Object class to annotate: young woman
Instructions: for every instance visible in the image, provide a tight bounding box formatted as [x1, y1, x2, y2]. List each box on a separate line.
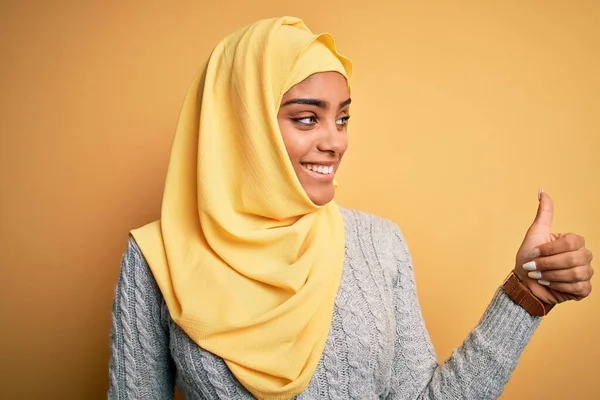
[109, 16, 593, 399]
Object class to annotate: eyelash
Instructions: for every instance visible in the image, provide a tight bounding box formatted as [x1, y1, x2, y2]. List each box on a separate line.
[292, 115, 351, 127]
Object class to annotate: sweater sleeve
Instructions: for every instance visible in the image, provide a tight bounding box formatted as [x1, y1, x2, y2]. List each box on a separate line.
[387, 224, 541, 399]
[108, 238, 176, 399]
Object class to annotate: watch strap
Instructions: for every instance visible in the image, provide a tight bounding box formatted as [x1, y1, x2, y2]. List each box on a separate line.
[502, 272, 554, 317]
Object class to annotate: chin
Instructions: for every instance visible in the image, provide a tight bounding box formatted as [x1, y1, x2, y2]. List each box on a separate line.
[307, 187, 335, 206]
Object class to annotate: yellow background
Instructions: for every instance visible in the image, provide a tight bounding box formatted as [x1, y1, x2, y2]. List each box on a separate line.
[1, 1, 598, 398]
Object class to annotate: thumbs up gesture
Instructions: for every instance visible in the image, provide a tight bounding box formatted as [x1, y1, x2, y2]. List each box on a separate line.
[513, 190, 594, 304]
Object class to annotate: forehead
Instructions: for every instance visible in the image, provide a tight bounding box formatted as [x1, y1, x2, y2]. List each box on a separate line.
[282, 72, 349, 100]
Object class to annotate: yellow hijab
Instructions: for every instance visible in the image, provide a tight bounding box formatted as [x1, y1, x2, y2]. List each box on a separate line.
[131, 16, 352, 399]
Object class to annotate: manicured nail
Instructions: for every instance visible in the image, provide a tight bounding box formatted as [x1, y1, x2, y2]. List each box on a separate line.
[522, 261, 537, 271]
[524, 248, 541, 259]
[538, 280, 550, 286]
[528, 271, 542, 279]
[538, 187, 544, 201]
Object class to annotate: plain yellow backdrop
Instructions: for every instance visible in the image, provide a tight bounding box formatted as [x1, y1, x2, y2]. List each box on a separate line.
[1, 1, 598, 398]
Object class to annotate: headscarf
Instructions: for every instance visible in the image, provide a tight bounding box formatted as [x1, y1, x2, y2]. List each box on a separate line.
[130, 16, 352, 399]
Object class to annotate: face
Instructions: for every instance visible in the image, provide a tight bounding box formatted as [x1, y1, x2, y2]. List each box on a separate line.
[277, 71, 351, 206]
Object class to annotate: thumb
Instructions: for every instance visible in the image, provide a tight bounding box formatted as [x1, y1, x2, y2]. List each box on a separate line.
[528, 188, 554, 234]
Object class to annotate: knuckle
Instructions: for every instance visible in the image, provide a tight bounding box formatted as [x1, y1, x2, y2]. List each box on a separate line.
[565, 234, 580, 250]
[582, 284, 592, 298]
[575, 281, 588, 295]
[572, 268, 586, 281]
[568, 252, 579, 266]
[577, 250, 589, 266]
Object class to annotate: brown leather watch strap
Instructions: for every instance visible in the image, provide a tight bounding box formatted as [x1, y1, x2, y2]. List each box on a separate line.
[502, 272, 555, 317]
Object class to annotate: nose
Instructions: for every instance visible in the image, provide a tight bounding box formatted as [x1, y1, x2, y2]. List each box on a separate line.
[316, 122, 347, 155]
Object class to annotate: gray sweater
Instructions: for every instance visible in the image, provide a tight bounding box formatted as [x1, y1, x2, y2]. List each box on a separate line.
[109, 208, 540, 399]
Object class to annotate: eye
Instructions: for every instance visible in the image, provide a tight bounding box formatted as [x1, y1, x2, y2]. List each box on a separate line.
[292, 116, 317, 126]
[336, 115, 350, 127]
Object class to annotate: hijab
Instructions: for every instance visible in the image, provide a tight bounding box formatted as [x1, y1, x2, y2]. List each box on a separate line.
[131, 16, 352, 399]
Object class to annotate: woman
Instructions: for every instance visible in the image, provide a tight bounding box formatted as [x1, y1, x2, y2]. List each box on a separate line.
[109, 16, 593, 399]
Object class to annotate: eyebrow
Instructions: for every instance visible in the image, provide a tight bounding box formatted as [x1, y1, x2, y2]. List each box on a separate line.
[281, 97, 352, 110]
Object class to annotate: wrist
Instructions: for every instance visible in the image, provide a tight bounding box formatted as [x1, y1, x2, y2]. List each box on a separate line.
[512, 265, 530, 283]
[502, 271, 554, 317]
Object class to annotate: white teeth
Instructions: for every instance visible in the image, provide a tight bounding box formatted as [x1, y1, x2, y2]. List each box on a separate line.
[302, 163, 334, 175]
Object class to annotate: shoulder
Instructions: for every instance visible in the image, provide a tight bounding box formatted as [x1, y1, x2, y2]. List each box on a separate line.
[339, 206, 411, 259]
[121, 236, 149, 271]
[338, 206, 413, 284]
[339, 206, 404, 241]
[117, 236, 159, 292]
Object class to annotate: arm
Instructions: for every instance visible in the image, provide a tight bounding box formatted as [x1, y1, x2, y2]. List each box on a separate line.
[108, 238, 176, 399]
[388, 224, 540, 399]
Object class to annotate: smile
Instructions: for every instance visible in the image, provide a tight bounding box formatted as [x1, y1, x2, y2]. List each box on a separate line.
[300, 163, 336, 182]
[301, 163, 334, 175]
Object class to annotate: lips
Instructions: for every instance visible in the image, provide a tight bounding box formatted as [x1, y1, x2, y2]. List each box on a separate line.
[301, 163, 334, 175]
[300, 162, 336, 182]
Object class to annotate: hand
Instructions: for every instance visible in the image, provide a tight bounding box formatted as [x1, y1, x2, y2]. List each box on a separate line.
[513, 189, 594, 304]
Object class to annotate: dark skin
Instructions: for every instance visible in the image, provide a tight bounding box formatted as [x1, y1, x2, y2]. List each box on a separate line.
[277, 72, 350, 206]
[513, 191, 593, 304]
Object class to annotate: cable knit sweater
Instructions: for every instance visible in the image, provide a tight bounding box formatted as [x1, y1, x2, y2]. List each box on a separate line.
[109, 208, 540, 399]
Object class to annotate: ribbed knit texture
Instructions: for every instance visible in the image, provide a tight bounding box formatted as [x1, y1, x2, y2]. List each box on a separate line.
[109, 208, 540, 399]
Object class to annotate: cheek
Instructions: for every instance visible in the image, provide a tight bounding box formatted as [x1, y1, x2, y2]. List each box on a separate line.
[280, 126, 310, 163]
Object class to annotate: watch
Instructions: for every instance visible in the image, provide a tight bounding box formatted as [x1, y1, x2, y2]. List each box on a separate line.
[502, 272, 554, 317]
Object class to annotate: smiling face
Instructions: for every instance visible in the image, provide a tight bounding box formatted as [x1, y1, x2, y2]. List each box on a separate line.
[277, 72, 351, 206]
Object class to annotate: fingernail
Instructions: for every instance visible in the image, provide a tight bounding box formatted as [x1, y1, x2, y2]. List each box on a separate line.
[524, 248, 541, 259]
[522, 261, 537, 271]
[538, 187, 544, 201]
[528, 271, 542, 279]
[538, 280, 550, 286]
